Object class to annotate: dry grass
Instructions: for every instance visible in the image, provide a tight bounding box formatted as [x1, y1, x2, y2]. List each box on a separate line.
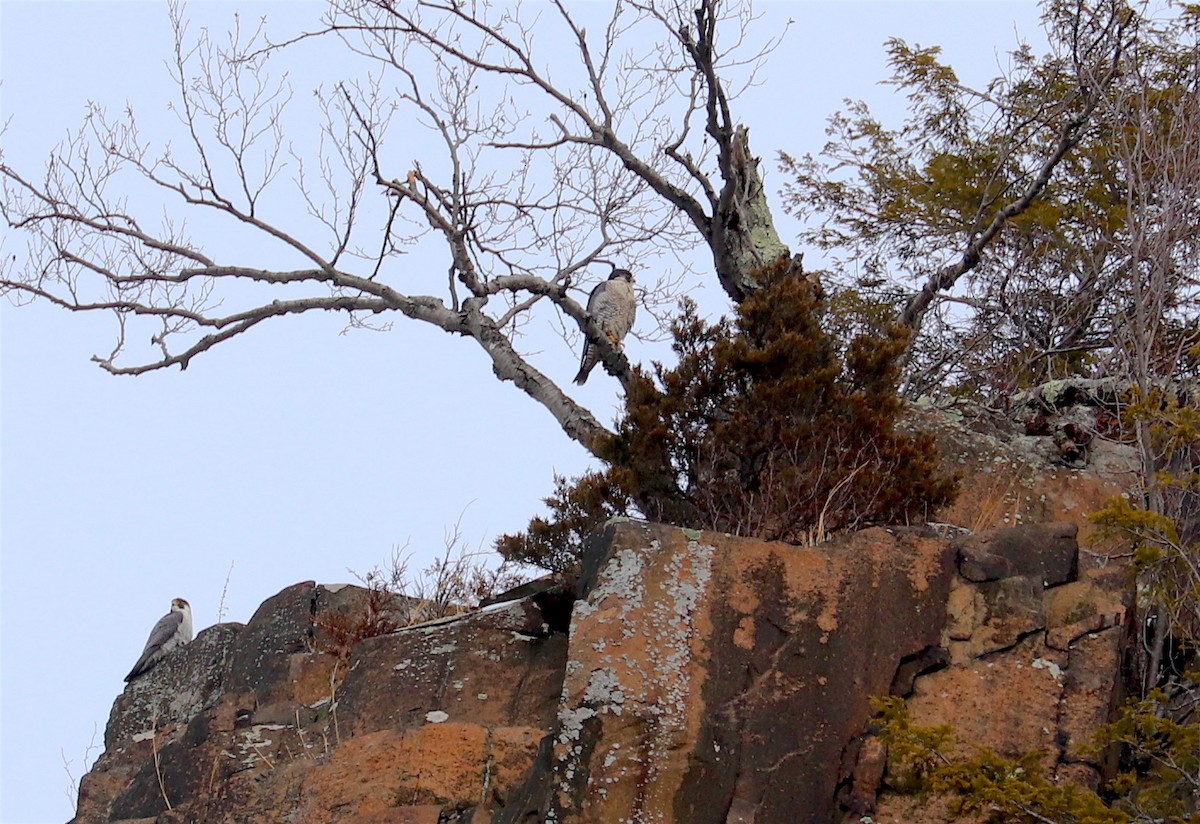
[363, 512, 530, 626]
[151, 716, 173, 812]
[969, 472, 1021, 533]
[216, 560, 234, 624]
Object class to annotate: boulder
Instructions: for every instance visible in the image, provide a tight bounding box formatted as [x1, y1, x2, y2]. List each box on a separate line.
[103, 622, 243, 752]
[549, 521, 956, 824]
[955, 521, 1079, 586]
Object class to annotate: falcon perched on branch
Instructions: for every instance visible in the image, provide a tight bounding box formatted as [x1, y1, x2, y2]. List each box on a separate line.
[125, 598, 193, 682]
[574, 268, 636, 385]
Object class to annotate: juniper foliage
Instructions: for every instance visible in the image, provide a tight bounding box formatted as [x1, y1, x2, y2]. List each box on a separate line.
[498, 261, 956, 571]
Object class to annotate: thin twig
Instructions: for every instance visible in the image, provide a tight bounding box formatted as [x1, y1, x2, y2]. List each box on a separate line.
[151, 720, 173, 812]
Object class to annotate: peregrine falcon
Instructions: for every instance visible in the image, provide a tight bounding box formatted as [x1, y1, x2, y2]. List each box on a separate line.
[125, 598, 193, 682]
[574, 268, 636, 385]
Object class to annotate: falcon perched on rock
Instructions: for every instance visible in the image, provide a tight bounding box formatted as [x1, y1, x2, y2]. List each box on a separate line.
[574, 268, 636, 385]
[125, 598, 193, 682]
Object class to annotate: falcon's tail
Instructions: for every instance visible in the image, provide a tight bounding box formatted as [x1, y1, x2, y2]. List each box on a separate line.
[124, 651, 157, 683]
[574, 345, 596, 385]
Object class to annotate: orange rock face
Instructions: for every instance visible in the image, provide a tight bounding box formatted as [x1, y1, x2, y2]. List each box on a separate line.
[296, 723, 542, 822]
[551, 522, 957, 824]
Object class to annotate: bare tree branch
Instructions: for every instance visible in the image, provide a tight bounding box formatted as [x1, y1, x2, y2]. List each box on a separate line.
[4, 0, 795, 457]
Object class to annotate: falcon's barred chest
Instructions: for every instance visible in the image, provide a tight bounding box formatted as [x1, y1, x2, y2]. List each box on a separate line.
[575, 269, 637, 385]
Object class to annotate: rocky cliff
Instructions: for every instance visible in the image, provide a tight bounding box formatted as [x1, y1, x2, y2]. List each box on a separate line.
[71, 404, 1138, 823]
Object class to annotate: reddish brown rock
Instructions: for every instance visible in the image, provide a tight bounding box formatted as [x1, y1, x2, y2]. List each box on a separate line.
[908, 635, 1067, 764]
[873, 792, 988, 824]
[295, 722, 541, 822]
[1054, 761, 1104, 792]
[344, 809, 442, 824]
[71, 508, 1135, 823]
[1045, 570, 1130, 651]
[949, 575, 1046, 661]
[1059, 627, 1129, 766]
[869, 529, 1134, 821]
[955, 521, 1078, 585]
[71, 582, 569, 824]
[838, 735, 888, 817]
[549, 521, 957, 824]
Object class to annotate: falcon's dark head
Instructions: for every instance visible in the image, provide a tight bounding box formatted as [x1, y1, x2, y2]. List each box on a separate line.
[610, 268, 633, 283]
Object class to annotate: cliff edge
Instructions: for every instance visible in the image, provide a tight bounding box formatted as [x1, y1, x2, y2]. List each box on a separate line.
[72, 403, 1138, 823]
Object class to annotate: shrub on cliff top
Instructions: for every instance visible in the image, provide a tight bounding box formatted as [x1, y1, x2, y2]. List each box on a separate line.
[498, 260, 957, 571]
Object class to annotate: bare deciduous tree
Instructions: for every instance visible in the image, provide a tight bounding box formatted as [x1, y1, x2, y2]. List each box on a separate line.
[1, 0, 795, 455]
[1101, 10, 1200, 692]
[1107, 14, 1200, 391]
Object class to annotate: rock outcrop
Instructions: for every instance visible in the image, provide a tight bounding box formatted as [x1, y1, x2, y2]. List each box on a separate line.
[74, 582, 570, 824]
[72, 519, 1131, 824]
[547, 522, 955, 824]
[871, 525, 1131, 823]
[71, 400, 1141, 823]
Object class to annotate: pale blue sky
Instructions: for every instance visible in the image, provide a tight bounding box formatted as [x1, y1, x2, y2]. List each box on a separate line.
[1, 2, 1041, 821]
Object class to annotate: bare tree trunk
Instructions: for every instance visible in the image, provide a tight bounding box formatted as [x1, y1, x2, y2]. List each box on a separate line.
[711, 126, 791, 302]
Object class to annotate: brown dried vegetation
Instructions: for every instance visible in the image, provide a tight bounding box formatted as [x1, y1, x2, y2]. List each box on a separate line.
[313, 584, 401, 661]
